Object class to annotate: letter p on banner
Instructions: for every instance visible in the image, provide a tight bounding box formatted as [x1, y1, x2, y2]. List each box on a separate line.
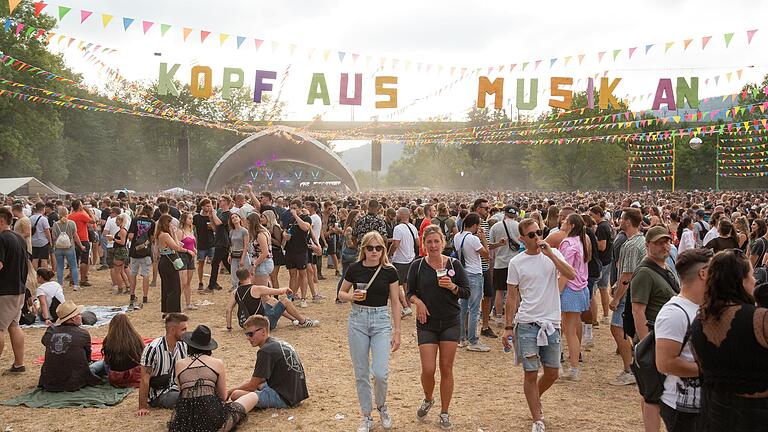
[221, 67, 244, 99]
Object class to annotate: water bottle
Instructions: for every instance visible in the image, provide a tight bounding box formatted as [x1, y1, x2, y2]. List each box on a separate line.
[503, 335, 514, 354]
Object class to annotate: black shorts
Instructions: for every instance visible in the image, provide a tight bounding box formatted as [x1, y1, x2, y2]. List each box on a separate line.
[417, 322, 461, 345]
[307, 249, 319, 265]
[483, 269, 494, 297]
[286, 251, 308, 270]
[393, 262, 411, 286]
[493, 267, 509, 291]
[76, 241, 91, 264]
[32, 245, 51, 260]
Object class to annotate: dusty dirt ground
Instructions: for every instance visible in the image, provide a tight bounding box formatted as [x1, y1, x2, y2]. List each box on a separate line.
[0, 264, 644, 431]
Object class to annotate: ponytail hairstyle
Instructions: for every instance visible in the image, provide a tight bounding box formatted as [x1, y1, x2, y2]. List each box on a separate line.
[718, 218, 739, 245]
[565, 213, 591, 263]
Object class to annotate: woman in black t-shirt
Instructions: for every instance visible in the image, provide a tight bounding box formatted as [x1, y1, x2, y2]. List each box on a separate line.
[406, 225, 470, 429]
[338, 231, 400, 432]
[704, 218, 740, 253]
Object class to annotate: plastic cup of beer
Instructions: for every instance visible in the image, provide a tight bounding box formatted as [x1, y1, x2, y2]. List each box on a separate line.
[436, 269, 448, 278]
[354, 283, 368, 301]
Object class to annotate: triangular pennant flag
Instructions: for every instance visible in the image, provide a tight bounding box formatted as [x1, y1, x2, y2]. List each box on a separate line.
[628, 47, 637, 58]
[122, 17, 134, 30]
[509, 63, 516, 71]
[254, 38, 263, 50]
[724, 32, 734, 47]
[612, 49, 621, 60]
[645, 44, 654, 54]
[323, 49, 331, 61]
[683, 38, 693, 50]
[664, 41, 674, 52]
[598, 51, 606, 62]
[747, 29, 758, 44]
[183, 27, 192, 41]
[58, 6, 71, 20]
[9, 0, 22, 14]
[338, 51, 346, 62]
[219, 33, 229, 45]
[80, 10, 92, 23]
[577, 54, 584, 65]
[200, 30, 211, 43]
[737, 69, 743, 80]
[142, 21, 154, 34]
[352, 53, 359, 64]
[522, 62, 529, 71]
[33, 1, 47, 17]
[236, 36, 245, 49]
[99, 14, 113, 28]
[702, 36, 711, 49]
[14, 23, 24, 36]
[564, 56, 572, 66]
[550, 58, 557, 68]
[160, 23, 171, 36]
[726, 72, 732, 82]
[714, 75, 720, 85]
[534, 59, 542, 69]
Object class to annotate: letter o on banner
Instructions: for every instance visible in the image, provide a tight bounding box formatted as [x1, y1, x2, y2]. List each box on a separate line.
[190, 66, 213, 99]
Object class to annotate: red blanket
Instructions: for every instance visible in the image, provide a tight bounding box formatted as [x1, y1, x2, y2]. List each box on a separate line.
[35, 337, 155, 365]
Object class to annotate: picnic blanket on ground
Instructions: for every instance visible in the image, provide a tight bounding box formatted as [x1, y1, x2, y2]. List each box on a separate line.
[21, 305, 129, 329]
[1, 383, 133, 408]
[34, 337, 155, 365]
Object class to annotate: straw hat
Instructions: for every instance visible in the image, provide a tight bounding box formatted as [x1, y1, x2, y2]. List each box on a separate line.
[55, 300, 84, 325]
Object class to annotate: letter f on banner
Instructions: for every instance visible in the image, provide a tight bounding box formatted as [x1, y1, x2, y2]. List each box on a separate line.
[477, 76, 504, 109]
[158, 63, 180, 96]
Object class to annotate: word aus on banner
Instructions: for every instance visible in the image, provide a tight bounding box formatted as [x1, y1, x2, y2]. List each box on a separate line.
[156, 63, 398, 108]
[476, 76, 699, 111]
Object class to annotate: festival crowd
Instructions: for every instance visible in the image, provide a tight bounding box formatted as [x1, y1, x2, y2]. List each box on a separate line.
[1, 187, 767, 432]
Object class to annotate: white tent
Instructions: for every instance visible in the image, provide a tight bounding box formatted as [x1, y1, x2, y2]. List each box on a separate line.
[0, 177, 60, 196]
[163, 187, 194, 195]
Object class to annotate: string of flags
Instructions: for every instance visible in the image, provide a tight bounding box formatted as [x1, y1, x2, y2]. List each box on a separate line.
[8, 0, 760, 76]
[1, 16, 117, 54]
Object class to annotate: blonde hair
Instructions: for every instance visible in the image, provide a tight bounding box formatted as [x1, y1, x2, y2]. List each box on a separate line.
[421, 224, 445, 249]
[357, 231, 393, 267]
[262, 210, 278, 232]
[116, 213, 128, 228]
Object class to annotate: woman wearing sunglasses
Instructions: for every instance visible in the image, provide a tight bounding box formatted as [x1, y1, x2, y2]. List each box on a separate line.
[407, 225, 470, 430]
[338, 231, 401, 432]
[690, 248, 768, 430]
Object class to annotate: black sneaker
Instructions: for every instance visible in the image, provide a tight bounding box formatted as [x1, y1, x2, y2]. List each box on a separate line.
[480, 327, 498, 338]
[197, 283, 205, 291]
[416, 399, 434, 420]
[4, 364, 26, 374]
[214, 284, 223, 291]
[80, 280, 92, 287]
[143, 297, 148, 304]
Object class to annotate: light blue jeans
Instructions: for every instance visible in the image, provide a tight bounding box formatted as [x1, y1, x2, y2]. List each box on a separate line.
[54, 248, 79, 286]
[348, 304, 392, 415]
[459, 272, 484, 344]
[230, 254, 251, 289]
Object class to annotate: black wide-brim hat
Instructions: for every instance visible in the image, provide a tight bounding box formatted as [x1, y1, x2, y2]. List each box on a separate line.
[182, 325, 219, 351]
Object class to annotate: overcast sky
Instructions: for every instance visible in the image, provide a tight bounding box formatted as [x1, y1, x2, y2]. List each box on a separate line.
[45, 0, 768, 132]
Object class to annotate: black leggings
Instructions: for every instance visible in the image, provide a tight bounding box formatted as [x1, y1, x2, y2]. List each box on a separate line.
[208, 246, 230, 289]
[159, 256, 181, 313]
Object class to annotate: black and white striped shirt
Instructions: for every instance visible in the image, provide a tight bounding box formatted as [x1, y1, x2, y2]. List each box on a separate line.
[140, 336, 187, 402]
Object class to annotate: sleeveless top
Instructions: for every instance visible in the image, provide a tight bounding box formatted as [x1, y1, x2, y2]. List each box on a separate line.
[180, 234, 196, 251]
[114, 229, 127, 248]
[250, 231, 272, 260]
[691, 303, 768, 395]
[236, 284, 264, 316]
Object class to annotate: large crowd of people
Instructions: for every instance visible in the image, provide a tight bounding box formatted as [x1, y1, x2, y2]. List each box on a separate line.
[1, 187, 768, 431]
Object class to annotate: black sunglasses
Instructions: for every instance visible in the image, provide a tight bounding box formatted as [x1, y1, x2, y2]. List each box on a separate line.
[365, 245, 385, 252]
[525, 230, 543, 239]
[244, 328, 264, 338]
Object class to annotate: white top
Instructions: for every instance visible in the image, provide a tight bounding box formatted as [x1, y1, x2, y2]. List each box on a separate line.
[453, 231, 483, 274]
[237, 203, 255, 219]
[507, 249, 565, 326]
[103, 216, 119, 248]
[489, 218, 520, 269]
[35, 281, 65, 310]
[702, 227, 719, 247]
[391, 223, 418, 264]
[310, 213, 322, 244]
[678, 229, 696, 253]
[655, 295, 701, 411]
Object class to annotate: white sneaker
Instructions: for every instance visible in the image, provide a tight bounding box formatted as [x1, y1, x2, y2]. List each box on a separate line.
[296, 319, 320, 328]
[532, 420, 546, 432]
[299, 299, 308, 308]
[72, 285, 80, 291]
[583, 338, 595, 350]
[401, 307, 413, 317]
[560, 367, 581, 382]
[377, 405, 393, 430]
[458, 340, 468, 348]
[357, 416, 374, 432]
[467, 342, 491, 352]
[609, 371, 636, 386]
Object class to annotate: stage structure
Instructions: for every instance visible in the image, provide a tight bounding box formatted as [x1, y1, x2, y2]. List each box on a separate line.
[205, 126, 360, 192]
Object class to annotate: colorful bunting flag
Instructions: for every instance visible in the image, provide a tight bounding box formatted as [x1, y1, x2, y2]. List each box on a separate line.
[550, 58, 557, 68]
[200, 30, 211, 43]
[9, 0, 21, 14]
[160, 23, 171, 36]
[577, 54, 584, 65]
[683, 38, 692, 50]
[33, 1, 47, 17]
[182, 27, 192, 41]
[664, 41, 674, 52]
[747, 29, 758, 44]
[612, 49, 621, 60]
[219, 33, 229, 45]
[628, 47, 637, 58]
[338, 51, 346, 62]
[57, 5, 71, 20]
[254, 38, 263, 50]
[236, 35, 245, 49]
[701, 36, 711, 49]
[142, 21, 154, 34]
[597, 51, 605, 62]
[122, 17, 134, 31]
[534, 59, 542, 69]
[724, 32, 734, 47]
[645, 44, 654, 54]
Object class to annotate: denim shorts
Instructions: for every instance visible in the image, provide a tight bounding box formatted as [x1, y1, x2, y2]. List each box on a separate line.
[597, 263, 611, 288]
[255, 383, 290, 409]
[197, 247, 215, 261]
[514, 322, 561, 372]
[253, 258, 275, 275]
[130, 256, 152, 277]
[263, 301, 286, 330]
[611, 296, 626, 327]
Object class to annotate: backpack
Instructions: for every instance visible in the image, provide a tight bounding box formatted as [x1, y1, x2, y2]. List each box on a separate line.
[631, 303, 690, 403]
[53, 223, 72, 249]
[131, 220, 152, 258]
[235, 285, 263, 328]
[623, 260, 679, 339]
[435, 217, 454, 254]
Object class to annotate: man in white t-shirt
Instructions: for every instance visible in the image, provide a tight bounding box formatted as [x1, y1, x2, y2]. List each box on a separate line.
[453, 212, 490, 352]
[488, 206, 521, 324]
[655, 248, 711, 432]
[502, 218, 576, 432]
[305, 202, 325, 292]
[388, 207, 418, 317]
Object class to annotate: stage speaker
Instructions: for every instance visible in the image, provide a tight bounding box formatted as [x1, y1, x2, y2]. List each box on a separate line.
[371, 140, 382, 172]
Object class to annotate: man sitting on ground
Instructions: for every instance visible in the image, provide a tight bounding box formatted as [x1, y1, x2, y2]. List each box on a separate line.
[38, 300, 102, 391]
[225, 269, 319, 331]
[137, 313, 188, 415]
[228, 314, 309, 409]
